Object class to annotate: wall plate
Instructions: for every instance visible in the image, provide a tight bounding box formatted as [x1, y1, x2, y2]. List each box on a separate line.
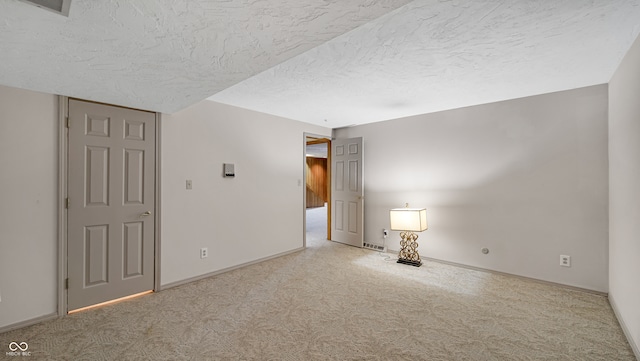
[223, 163, 235, 178]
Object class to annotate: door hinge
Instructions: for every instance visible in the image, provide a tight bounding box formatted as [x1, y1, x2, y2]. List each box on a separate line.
[66, 116, 70, 128]
[65, 278, 69, 289]
[65, 198, 70, 209]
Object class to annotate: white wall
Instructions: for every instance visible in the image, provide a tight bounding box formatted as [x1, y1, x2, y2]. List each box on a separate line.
[335, 85, 609, 292]
[609, 34, 640, 357]
[161, 100, 330, 286]
[0, 85, 58, 328]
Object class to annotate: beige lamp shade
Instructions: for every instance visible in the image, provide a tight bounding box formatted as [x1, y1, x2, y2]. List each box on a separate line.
[389, 208, 427, 232]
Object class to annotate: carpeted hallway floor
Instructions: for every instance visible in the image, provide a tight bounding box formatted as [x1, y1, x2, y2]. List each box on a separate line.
[0, 206, 634, 360]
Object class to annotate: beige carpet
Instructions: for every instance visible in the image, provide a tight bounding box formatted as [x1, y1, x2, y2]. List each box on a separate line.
[1, 228, 634, 360]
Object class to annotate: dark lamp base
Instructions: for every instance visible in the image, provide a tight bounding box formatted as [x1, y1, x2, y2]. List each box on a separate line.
[397, 258, 422, 267]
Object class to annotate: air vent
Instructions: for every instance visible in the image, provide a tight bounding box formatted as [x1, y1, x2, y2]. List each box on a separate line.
[18, 0, 71, 16]
[363, 243, 385, 252]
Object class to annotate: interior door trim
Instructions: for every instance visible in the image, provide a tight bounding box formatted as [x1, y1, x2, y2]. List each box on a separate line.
[57, 97, 162, 316]
[154, 113, 162, 292]
[303, 133, 332, 248]
[57, 96, 67, 317]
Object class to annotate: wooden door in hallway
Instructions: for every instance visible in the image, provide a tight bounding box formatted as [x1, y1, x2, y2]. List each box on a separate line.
[67, 99, 156, 311]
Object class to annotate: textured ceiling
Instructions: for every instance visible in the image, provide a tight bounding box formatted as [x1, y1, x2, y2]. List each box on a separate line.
[210, 0, 640, 127]
[1, 1, 639, 127]
[0, 0, 411, 113]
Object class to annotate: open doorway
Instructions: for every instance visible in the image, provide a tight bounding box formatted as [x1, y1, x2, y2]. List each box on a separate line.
[304, 136, 331, 246]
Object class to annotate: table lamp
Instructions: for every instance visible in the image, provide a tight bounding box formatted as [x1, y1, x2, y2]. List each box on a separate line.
[390, 204, 427, 267]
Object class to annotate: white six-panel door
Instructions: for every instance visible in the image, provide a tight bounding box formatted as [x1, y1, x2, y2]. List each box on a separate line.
[331, 137, 364, 248]
[67, 99, 155, 311]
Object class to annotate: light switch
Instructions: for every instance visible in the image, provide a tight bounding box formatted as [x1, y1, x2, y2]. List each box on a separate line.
[223, 163, 235, 178]
[186, 180, 193, 190]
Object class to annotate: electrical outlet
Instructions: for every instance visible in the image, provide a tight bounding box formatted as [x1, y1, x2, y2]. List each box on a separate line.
[200, 248, 208, 259]
[186, 180, 193, 190]
[560, 255, 571, 267]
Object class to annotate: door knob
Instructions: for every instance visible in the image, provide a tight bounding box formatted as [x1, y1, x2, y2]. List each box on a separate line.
[140, 211, 152, 217]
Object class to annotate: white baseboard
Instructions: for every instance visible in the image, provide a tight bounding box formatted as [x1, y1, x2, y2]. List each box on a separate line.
[386, 247, 607, 296]
[161, 247, 305, 290]
[393, 251, 608, 296]
[0, 313, 58, 334]
[609, 294, 640, 360]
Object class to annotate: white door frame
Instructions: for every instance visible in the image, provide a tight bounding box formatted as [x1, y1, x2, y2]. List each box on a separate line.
[302, 133, 331, 248]
[57, 96, 162, 316]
